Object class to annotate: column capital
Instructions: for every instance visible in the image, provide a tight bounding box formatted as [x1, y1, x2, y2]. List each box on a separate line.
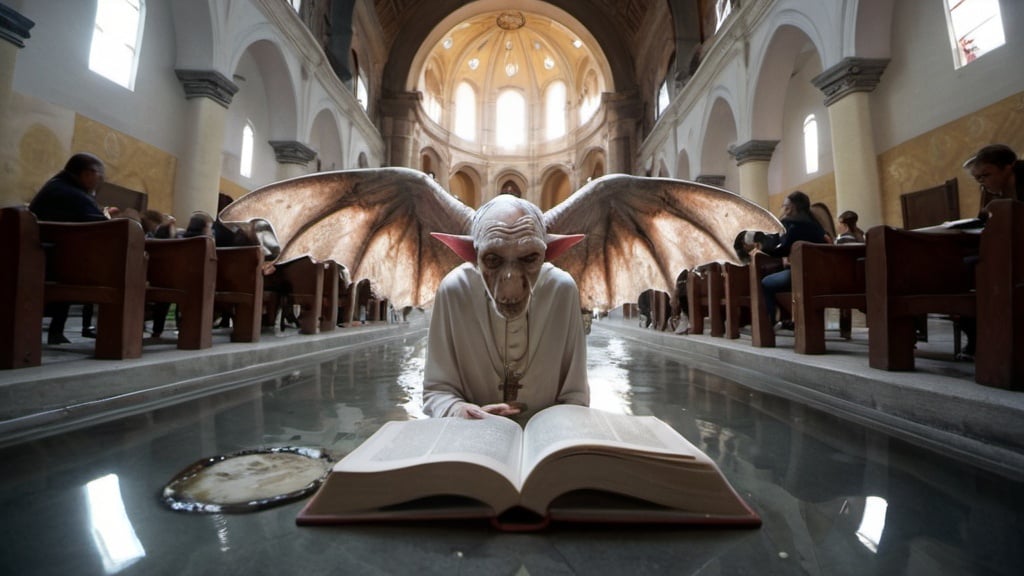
[379, 91, 422, 118]
[695, 174, 726, 188]
[175, 69, 239, 108]
[269, 140, 317, 166]
[729, 140, 779, 165]
[0, 4, 34, 49]
[812, 57, 890, 106]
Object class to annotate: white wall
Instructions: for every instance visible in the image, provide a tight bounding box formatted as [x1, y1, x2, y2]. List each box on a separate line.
[873, 0, 1024, 150]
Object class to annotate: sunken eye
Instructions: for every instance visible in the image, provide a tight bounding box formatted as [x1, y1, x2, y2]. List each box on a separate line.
[520, 253, 541, 265]
[482, 254, 503, 269]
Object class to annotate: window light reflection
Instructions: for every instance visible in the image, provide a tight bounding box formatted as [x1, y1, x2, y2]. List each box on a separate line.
[855, 495, 888, 553]
[85, 474, 146, 573]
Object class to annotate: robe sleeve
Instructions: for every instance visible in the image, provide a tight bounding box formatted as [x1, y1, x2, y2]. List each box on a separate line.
[550, 268, 590, 408]
[421, 269, 473, 417]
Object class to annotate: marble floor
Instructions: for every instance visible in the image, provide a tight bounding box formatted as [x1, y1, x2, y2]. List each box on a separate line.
[0, 318, 1021, 575]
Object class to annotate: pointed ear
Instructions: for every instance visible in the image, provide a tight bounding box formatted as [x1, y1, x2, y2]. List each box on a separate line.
[545, 234, 585, 261]
[431, 232, 477, 263]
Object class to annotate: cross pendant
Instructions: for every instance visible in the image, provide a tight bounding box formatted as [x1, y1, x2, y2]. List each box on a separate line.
[499, 370, 523, 402]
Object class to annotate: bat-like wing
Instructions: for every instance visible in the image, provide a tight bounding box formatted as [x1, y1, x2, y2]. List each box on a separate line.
[544, 175, 783, 310]
[219, 167, 474, 307]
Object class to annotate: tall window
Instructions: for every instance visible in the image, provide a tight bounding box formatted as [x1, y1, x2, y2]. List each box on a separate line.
[715, 0, 732, 32]
[289, 0, 301, 12]
[496, 90, 526, 149]
[945, 0, 1005, 68]
[545, 81, 566, 140]
[579, 70, 600, 125]
[803, 114, 819, 174]
[656, 79, 670, 119]
[89, 0, 145, 90]
[454, 82, 476, 141]
[240, 122, 255, 178]
[356, 74, 368, 111]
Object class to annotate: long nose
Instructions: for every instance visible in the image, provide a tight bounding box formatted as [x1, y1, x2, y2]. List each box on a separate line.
[494, 267, 525, 303]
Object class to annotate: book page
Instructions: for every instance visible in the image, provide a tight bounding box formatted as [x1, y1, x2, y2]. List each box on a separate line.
[333, 417, 524, 485]
[520, 405, 696, 477]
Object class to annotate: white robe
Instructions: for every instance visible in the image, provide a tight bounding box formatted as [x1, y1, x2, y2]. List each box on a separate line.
[422, 262, 590, 418]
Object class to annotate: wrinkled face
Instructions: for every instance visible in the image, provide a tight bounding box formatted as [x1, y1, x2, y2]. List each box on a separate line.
[475, 205, 546, 319]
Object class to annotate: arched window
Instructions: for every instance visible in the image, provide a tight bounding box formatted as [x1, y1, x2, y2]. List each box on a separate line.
[496, 90, 525, 149]
[578, 69, 600, 125]
[241, 121, 255, 178]
[803, 114, 819, 175]
[89, 0, 145, 90]
[356, 74, 368, 111]
[454, 82, 476, 141]
[289, 0, 301, 12]
[545, 81, 566, 140]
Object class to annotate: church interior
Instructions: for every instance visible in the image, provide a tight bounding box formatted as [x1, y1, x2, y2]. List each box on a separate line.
[1, 1, 1023, 574]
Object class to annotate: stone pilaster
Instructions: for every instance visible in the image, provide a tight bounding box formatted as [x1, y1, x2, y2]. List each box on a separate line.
[379, 92, 421, 169]
[0, 4, 33, 208]
[730, 140, 778, 208]
[270, 140, 317, 180]
[173, 69, 238, 220]
[812, 58, 889, 228]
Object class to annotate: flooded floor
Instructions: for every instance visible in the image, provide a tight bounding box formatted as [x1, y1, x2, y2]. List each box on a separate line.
[0, 326, 1020, 576]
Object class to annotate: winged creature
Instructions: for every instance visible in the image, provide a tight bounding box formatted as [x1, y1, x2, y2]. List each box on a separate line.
[218, 167, 783, 312]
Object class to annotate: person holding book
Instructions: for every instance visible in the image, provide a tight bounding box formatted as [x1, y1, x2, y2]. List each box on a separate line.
[424, 195, 590, 420]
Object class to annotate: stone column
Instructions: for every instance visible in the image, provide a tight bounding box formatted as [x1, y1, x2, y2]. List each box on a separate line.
[270, 140, 317, 180]
[0, 4, 33, 207]
[379, 92, 420, 168]
[173, 69, 238, 220]
[730, 139, 778, 208]
[603, 91, 641, 174]
[812, 58, 889, 228]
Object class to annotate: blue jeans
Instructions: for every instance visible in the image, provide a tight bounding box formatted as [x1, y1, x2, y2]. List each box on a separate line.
[761, 268, 791, 323]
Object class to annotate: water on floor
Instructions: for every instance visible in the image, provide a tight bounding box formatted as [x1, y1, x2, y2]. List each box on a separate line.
[0, 327, 1020, 576]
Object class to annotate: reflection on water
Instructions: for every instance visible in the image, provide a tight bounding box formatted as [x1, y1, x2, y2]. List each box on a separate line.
[1, 327, 1022, 575]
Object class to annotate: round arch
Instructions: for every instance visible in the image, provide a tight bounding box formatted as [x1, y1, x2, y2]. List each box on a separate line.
[540, 166, 572, 210]
[450, 164, 483, 207]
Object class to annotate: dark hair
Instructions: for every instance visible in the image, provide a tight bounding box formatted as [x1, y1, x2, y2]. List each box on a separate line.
[786, 190, 811, 214]
[183, 211, 214, 238]
[964, 144, 1018, 169]
[838, 210, 858, 225]
[63, 153, 103, 176]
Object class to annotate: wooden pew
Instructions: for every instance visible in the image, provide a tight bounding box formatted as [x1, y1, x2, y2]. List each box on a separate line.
[214, 246, 264, 343]
[264, 255, 325, 334]
[748, 252, 789, 347]
[686, 263, 719, 335]
[866, 226, 979, 371]
[974, 199, 1023, 390]
[790, 242, 867, 354]
[1, 207, 45, 369]
[40, 218, 147, 359]
[722, 262, 751, 339]
[319, 259, 340, 333]
[705, 264, 726, 337]
[145, 237, 217, 349]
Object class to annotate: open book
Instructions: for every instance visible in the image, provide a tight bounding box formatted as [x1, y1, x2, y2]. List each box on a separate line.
[296, 405, 760, 530]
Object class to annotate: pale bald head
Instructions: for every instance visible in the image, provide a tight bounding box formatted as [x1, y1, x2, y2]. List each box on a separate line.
[472, 196, 547, 319]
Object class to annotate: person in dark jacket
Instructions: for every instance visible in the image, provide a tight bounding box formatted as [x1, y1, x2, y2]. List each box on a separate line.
[28, 153, 116, 344]
[750, 190, 829, 329]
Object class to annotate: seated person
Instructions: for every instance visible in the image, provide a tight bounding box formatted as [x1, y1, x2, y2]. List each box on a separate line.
[954, 143, 1023, 359]
[182, 211, 214, 238]
[141, 209, 177, 239]
[742, 190, 829, 331]
[835, 210, 865, 244]
[423, 195, 589, 420]
[28, 153, 114, 344]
